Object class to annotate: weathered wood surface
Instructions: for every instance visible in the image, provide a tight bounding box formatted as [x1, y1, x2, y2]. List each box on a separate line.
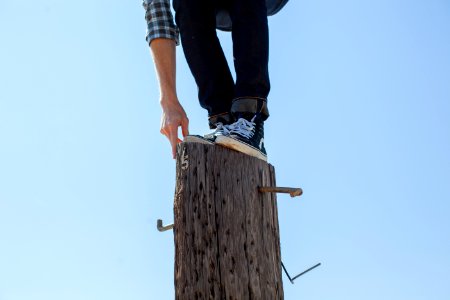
[174, 142, 283, 300]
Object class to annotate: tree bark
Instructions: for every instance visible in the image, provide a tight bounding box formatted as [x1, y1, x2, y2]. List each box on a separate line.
[174, 142, 284, 300]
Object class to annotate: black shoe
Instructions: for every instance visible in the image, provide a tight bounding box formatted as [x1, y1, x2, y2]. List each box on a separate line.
[183, 122, 231, 144]
[215, 115, 267, 161]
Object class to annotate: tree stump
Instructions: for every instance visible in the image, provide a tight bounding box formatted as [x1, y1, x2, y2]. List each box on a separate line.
[174, 142, 284, 300]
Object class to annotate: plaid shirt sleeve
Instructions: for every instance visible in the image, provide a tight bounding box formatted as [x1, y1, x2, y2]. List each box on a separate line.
[143, 0, 180, 46]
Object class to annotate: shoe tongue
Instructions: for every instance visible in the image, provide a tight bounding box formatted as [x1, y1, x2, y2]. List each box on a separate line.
[237, 113, 257, 122]
[210, 113, 233, 128]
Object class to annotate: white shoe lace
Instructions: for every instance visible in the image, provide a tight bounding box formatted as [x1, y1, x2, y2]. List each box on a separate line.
[204, 122, 231, 138]
[226, 116, 256, 139]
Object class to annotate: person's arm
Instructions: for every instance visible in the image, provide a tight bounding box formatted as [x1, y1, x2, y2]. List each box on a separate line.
[143, 0, 187, 159]
[150, 38, 189, 159]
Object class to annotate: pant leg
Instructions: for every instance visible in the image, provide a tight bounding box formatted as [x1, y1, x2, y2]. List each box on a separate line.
[229, 0, 270, 120]
[172, 0, 234, 125]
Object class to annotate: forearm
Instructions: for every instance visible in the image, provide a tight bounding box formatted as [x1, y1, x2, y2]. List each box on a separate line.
[150, 38, 178, 103]
[144, 1, 188, 157]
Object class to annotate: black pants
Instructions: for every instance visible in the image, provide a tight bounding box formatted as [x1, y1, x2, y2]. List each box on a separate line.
[173, 0, 270, 126]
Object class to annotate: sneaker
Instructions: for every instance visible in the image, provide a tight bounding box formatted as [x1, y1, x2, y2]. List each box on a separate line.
[183, 122, 230, 144]
[215, 115, 267, 161]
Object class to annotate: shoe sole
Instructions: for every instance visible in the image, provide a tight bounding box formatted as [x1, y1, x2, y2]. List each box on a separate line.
[183, 135, 214, 145]
[215, 135, 267, 162]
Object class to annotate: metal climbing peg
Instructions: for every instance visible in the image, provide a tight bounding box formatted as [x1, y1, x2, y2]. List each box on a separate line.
[282, 262, 321, 284]
[157, 219, 174, 232]
[259, 186, 303, 197]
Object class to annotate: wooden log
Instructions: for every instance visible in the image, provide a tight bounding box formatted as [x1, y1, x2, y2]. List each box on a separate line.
[174, 142, 284, 300]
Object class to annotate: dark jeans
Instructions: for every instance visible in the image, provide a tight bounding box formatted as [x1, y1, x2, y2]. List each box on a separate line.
[173, 0, 270, 126]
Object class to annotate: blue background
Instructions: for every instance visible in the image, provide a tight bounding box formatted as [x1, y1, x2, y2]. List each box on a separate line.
[1, 0, 449, 299]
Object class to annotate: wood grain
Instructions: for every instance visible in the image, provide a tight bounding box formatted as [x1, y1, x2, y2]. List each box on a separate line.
[174, 143, 283, 300]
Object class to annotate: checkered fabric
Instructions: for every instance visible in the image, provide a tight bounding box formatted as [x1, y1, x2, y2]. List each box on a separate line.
[143, 0, 180, 45]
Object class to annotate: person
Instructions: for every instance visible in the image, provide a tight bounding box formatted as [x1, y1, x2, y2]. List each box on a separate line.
[143, 0, 287, 161]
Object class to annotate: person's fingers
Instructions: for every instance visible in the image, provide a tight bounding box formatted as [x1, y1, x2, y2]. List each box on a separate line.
[166, 125, 179, 159]
[160, 120, 174, 140]
[160, 109, 187, 158]
[181, 117, 189, 137]
[171, 144, 176, 159]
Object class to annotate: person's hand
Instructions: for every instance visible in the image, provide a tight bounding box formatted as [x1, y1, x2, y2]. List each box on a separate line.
[160, 97, 189, 159]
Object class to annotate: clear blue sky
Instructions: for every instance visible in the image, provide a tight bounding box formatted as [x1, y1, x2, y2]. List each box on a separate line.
[1, 0, 449, 299]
